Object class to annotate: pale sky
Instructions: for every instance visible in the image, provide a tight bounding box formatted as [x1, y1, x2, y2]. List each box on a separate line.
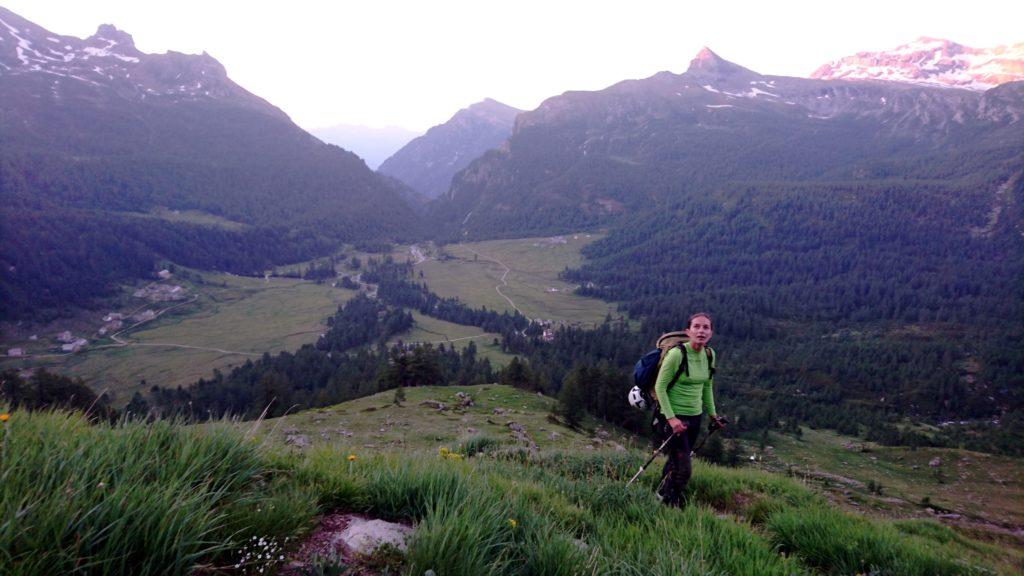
[5, 1, 1022, 132]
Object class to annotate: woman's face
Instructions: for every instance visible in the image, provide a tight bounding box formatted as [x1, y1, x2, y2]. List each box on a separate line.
[687, 315, 713, 346]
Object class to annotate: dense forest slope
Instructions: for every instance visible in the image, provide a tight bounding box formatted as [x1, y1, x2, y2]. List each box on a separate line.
[0, 7, 421, 320]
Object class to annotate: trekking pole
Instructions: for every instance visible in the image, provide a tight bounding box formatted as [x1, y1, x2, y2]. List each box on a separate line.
[626, 435, 673, 487]
[690, 416, 729, 457]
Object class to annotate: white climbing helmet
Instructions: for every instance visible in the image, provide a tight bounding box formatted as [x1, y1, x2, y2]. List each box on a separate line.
[627, 385, 647, 410]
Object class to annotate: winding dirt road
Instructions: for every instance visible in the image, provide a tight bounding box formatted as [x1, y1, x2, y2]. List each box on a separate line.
[459, 245, 525, 316]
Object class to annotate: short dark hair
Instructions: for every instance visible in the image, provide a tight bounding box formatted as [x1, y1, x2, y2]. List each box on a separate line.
[687, 312, 713, 329]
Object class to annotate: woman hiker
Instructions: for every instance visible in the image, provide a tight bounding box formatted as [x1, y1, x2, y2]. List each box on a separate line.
[654, 312, 726, 507]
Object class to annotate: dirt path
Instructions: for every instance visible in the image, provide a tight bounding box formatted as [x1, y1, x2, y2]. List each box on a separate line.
[459, 245, 525, 316]
[106, 295, 260, 356]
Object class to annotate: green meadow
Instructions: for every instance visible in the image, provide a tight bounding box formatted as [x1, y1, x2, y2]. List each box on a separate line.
[6, 273, 355, 402]
[416, 235, 620, 326]
[140, 206, 249, 230]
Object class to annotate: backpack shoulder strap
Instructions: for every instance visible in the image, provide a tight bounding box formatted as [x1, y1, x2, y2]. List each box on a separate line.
[665, 344, 687, 392]
[706, 346, 716, 378]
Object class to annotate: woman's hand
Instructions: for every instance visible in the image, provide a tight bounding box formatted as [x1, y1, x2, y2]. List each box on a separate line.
[668, 417, 687, 435]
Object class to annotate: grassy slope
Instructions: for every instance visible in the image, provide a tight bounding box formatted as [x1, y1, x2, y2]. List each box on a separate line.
[2, 273, 355, 401]
[246, 384, 638, 454]
[764, 427, 1024, 534]
[4, 390, 1018, 575]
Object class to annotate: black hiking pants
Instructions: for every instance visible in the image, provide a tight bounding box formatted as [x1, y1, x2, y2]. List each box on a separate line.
[655, 413, 703, 507]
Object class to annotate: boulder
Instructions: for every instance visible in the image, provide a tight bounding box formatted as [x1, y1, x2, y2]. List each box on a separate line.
[339, 518, 413, 555]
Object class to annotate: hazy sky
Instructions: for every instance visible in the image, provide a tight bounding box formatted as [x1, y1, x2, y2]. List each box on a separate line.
[5, 1, 1022, 131]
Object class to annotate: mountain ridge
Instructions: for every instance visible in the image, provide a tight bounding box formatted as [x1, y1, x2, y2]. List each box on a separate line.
[378, 98, 522, 199]
[435, 47, 1021, 240]
[0, 7, 286, 119]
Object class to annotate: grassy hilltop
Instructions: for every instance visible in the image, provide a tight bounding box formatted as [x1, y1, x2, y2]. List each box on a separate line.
[3, 385, 1020, 575]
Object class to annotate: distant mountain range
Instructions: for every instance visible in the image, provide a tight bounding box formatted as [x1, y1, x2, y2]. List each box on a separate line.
[432, 46, 1022, 238]
[2, 3, 1021, 326]
[812, 38, 1024, 90]
[0, 6, 420, 319]
[311, 124, 421, 169]
[379, 99, 522, 199]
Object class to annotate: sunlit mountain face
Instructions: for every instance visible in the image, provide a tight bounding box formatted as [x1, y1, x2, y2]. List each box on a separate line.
[812, 37, 1024, 90]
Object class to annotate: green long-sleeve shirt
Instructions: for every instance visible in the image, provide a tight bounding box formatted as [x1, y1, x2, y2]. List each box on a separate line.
[654, 342, 716, 419]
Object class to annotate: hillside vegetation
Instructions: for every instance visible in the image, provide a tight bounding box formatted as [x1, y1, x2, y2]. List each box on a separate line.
[2, 386, 1020, 575]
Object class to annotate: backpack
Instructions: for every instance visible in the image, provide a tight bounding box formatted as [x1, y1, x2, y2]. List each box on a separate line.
[628, 331, 715, 412]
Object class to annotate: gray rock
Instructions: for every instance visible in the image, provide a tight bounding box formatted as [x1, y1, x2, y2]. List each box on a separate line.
[339, 518, 413, 554]
[285, 434, 310, 448]
[454, 392, 474, 407]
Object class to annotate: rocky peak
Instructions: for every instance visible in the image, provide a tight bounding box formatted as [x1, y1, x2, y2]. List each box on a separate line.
[462, 98, 522, 125]
[89, 23, 138, 51]
[689, 47, 723, 70]
[685, 47, 759, 81]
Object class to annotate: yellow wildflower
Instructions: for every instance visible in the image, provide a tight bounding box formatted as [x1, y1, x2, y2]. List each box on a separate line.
[347, 454, 357, 462]
[0, 413, 8, 422]
[508, 519, 518, 529]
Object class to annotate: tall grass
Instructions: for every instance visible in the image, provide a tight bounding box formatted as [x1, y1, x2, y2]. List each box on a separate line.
[767, 506, 995, 575]
[299, 451, 804, 575]
[1, 409, 1009, 575]
[0, 410, 315, 575]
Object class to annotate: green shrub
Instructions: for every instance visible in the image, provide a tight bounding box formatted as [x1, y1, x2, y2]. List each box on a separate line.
[459, 433, 502, 456]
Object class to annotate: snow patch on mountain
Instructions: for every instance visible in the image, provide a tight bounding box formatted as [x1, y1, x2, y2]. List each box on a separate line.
[812, 38, 1024, 91]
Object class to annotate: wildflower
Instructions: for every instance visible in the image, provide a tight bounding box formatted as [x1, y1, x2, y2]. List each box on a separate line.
[0, 413, 8, 423]
[347, 454, 357, 462]
[508, 518, 518, 529]
[97, 482, 106, 489]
